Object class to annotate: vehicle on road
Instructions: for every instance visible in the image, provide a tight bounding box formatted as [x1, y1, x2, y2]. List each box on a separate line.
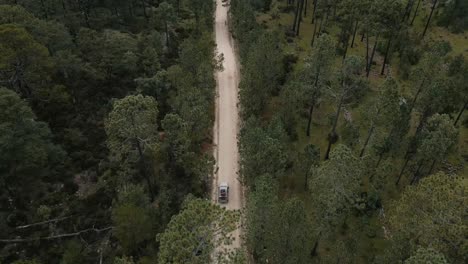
[218, 182, 229, 203]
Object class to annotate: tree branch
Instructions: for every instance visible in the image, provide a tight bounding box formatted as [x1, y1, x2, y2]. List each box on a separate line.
[15, 216, 72, 230]
[0, 227, 113, 243]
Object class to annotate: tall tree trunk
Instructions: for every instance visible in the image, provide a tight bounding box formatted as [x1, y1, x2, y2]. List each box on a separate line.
[61, 0, 67, 14]
[165, 21, 169, 47]
[380, 36, 393, 75]
[410, 0, 422, 25]
[304, 0, 308, 16]
[422, 0, 438, 38]
[351, 20, 359, 48]
[311, 0, 317, 24]
[366, 30, 369, 70]
[311, 231, 322, 257]
[306, 104, 315, 136]
[414, 109, 430, 136]
[366, 34, 379, 77]
[409, 83, 424, 114]
[396, 156, 411, 185]
[40, 0, 48, 19]
[318, 16, 324, 35]
[376, 152, 384, 168]
[296, 0, 305, 36]
[135, 139, 155, 201]
[360, 124, 375, 157]
[325, 92, 345, 160]
[427, 159, 437, 175]
[307, 70, 321, 136]
[454, 100, 467, 125]
[293, 0, 301, 31]
[324, 7, 330, 24]
[402, 0, 415, 22]
[410, 160, 424, 185]
[141, 0, 148, 20]
[342, 32, 350, 61]
[311, 18, 319, 46]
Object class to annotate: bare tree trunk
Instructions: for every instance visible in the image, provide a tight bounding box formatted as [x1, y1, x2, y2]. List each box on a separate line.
[381, 36, 393, 75]
[311, 231, 322, 257]
[396, 156, 410, 185]
[311, 18, 319, 46]
[410, 0, 422, 26]
[296, 0, 305, 36]
[351, 20, 359, 48]
[40, 0, 48, 19]
[402, 0, 415, 22]
[366, 30, 369, 69]
[376, 152, 384, 168]
[165, 21, 169, 47]
[454, 100, 467, 125]
[342, 32, 350, 61]
[306, 102, 315, 136]
[293, 0, 301, 31]
[360, 124, 375, 157]
[410, 160, 424, 185]
[409, 84, 424, 114]
[427, 159, 437, 175]
[366, 34, 379, 77]
[61, 0, 67, 14]
[135, 139, 155, 201]
[141, 0, 148, 21]
[0, 227, 113, 243]
[304, 0, 308, 17]
[325, 92, 345, 160]
[422, 0, 438, 38]
[318, 16, 324, 35]
[311, 0, 317, 24]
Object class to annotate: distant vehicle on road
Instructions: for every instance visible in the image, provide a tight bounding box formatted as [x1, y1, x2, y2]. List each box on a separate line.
[218, 182, 229, 203]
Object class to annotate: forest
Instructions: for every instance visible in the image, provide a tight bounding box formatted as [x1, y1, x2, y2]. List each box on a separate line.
[232, 0, 466, 263]
[0, 0, 466, 263]
[0, 0, 238, 263]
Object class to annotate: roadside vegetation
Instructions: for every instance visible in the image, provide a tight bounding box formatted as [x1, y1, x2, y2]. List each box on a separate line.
[231, 0, 467, 263]
[0, 1, 242, 263]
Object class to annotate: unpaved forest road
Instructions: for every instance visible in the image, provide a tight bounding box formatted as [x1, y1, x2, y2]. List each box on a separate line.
[212, 0, 242, 250]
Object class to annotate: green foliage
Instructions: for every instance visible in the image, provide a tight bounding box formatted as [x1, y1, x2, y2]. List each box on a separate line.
[0, 0, 218, 262]
[157, 196, 240, 264]
[0, 24, 52, 97]
[387, 172, 466, 262]
[0, 87, 64, 207]
[77, 28, 139, 79]
[245, 175, 281, 262]
[112, 204, 153, 254]
[61, 240, 85, 264]
[274, 198, 313, 264]
[405, 247, 449, 264]
[239, 117, 288, 186]
[161, 113, 193, 167]
[239, 32, 284, 117]
[437, 0, 468, 32]
[309, 145, 363, 227]
[416, 114, 458, 162]
[105, 94, 159, 173]
[113, 256, 135, 264]
[246, 176, 313, 264]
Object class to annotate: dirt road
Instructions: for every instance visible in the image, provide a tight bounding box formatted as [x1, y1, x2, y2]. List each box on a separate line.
[212, 0, 242, 249]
